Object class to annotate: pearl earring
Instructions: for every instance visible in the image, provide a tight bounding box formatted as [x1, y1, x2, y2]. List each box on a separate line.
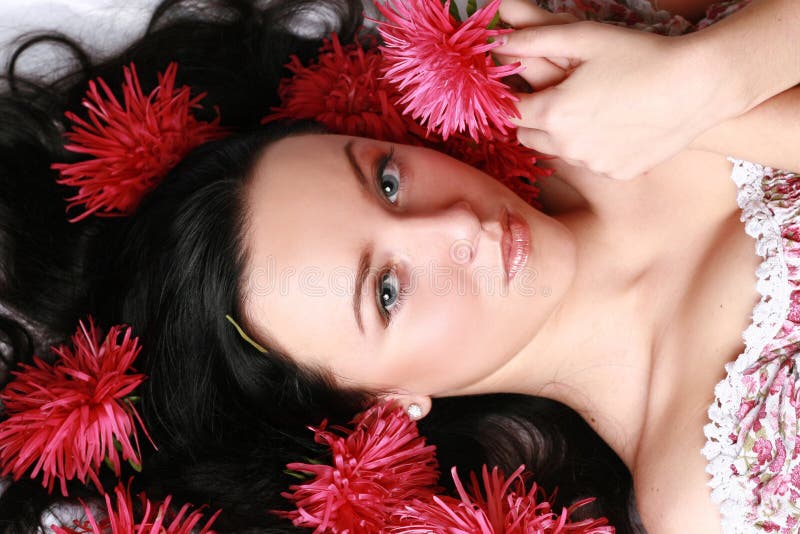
[407, 403, 423, 420]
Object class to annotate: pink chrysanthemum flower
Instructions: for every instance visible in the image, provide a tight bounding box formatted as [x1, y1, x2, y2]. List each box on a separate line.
[51, 481, 220, 534]
[275, 401, 440, 533]
[51, 62, 227, 222]
[262, 33, 425, 144]
[0, 318, 151, 496]
[264, 28, 549, 206]
[389, 465, 615, 533]
[373, 0, 523, 142]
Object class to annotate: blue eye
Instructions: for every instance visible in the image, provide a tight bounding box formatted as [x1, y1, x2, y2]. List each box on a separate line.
[375, 147, 406, 205]
[376, 267, 407, 323]
[372, 145, 409, 325]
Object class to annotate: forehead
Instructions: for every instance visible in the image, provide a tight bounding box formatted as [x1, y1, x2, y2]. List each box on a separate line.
[241, 133, 377, 363]
[245, 134, 366, 261]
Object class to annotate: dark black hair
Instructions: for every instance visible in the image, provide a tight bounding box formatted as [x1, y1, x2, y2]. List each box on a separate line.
[0, 0, 643, 532]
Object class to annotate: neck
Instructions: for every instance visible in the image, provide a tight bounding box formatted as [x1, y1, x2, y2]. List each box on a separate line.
[461, 206, 658, 471]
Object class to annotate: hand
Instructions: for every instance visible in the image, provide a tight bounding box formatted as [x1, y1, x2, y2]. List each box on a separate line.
[494, 0, 736, 181]
[494, 1, 578, 92]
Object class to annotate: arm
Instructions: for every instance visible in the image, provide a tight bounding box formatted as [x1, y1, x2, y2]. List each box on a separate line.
[682, 0, 800, 119]
[689, 85, 800, 173]
[680, 0, 800, 172]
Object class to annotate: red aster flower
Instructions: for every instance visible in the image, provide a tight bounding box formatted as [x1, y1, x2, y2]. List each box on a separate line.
[51, 62, 227, 222]
[262, 33, 426, 144]
[0, 318, 151, 496]
[433, 127, 554, 208]
[51, 481, 220, 533]
[388, 465, 614, 533]
[373, 0, 523, 142]
[275, 401, 440, 533]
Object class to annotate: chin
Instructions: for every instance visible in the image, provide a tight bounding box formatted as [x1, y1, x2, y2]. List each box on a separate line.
[518, 208, 577, 304]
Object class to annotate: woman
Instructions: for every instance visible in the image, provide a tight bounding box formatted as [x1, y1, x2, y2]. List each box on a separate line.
[0, 0, 795, 532]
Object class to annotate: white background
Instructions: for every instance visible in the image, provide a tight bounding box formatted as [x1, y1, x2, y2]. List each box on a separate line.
[0, 0, 478, 78]
[0, 0, 159, 78]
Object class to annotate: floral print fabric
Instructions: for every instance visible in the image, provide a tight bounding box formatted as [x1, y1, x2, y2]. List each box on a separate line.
[534, 0, 751, 35]
[703, 160, 800, 534]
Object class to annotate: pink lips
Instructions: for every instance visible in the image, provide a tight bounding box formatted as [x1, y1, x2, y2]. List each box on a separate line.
[501, 207, 531, 283]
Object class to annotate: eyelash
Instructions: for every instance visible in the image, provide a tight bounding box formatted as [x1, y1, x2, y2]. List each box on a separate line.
[375, 267, 409, 325]
[373, 146, 409, 325]
[374, 146, 409, 207]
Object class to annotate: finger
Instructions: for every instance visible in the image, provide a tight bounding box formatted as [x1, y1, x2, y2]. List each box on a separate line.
[516, 127, 557, 155]
[509, 87, 558, 131]
[494, 54, 568, 90]
[494, 22, 597, 63]
[499, 0, 579, 27]
[494, 49, 572, 72]
[492, 51, 574, 72]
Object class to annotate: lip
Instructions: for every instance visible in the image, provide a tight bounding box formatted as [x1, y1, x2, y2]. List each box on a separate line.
[501, 207, 531, 283]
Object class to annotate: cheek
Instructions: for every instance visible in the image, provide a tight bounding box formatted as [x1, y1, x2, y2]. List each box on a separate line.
[377, 289, 501, 393]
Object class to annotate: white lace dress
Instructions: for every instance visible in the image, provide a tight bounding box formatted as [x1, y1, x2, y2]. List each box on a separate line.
[701, 160, 800, 534]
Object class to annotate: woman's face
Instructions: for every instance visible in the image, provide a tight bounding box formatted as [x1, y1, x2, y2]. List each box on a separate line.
[241, 133, 576, 398]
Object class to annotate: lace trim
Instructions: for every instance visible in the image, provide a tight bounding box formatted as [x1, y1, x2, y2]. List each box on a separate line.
[701, 158, 792, 532]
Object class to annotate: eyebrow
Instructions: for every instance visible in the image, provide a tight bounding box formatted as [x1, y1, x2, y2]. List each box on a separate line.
[344, 140, 373, 335]
[345, 139, 369, 192]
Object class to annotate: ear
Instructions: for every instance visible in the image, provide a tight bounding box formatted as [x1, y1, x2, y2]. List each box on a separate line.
[379, 393, 432, 421]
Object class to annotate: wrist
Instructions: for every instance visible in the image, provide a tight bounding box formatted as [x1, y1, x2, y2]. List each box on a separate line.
[674, 31, 751, 123]
[677, 0, 800, 118]
[668, 32, 746, 153]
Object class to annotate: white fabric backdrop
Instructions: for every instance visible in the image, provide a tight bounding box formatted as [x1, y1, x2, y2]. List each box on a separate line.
[0, 0, 158, 78]
[0, 0, 477, 78]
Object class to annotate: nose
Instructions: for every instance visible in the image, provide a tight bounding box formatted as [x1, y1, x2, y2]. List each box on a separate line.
[388, 199, 483, 266]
